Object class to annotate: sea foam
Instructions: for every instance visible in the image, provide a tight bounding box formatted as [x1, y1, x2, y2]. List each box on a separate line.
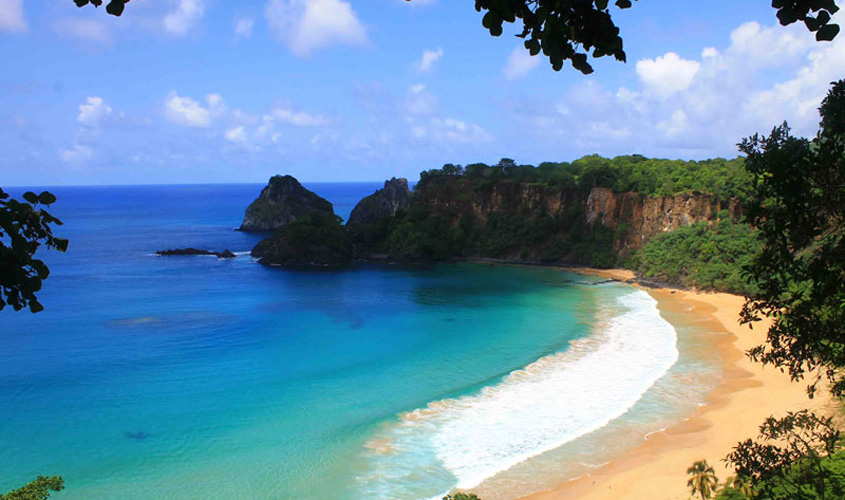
[357, 289, 679, 498]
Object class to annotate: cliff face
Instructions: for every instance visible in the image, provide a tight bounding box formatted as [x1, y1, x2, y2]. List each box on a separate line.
[402, 178, 738, 259]
[240, 175, 335, 232]
[412, 180, 576, 225]
[585, 188, 739, 253]
[347, 177, 412, 225]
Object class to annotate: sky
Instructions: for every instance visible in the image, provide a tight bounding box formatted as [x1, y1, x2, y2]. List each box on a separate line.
[1, 0, 843, 185]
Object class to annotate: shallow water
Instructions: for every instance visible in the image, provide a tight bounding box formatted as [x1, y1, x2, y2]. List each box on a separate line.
[0, 184, 720, 499]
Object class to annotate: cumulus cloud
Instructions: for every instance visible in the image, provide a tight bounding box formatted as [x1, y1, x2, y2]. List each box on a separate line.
[635, 52, 701, 98]
[415, 47, 444, 73]
[0, 0, 26, 33]
[78, 97, 113, 127]
[163, 0, 205, 36]
[235, 17, 254, 38]
[164, 92, 225, 128]
[502, 12, 845, 159]
[265, 0, 367, 57]
[504, 47, 541, 80]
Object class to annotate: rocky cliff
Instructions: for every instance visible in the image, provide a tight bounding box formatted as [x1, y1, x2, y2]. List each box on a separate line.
[376, 177, 740, 264]
[240, 175, 335, 232]
[347, 177, 412, 225]
[584, 187, 740, 253]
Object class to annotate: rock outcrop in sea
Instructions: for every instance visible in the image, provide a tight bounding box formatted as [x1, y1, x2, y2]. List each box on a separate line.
[347, 177, 412, 226]
[156, 248, 236, 259]
[239, 175, 335, 232]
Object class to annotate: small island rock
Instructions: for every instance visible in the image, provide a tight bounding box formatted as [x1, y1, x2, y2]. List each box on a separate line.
[239, 175, 335, 232]
[347, 177, 412, 226]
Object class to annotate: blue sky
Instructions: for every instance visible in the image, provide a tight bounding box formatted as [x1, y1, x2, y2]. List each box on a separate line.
[1, 0, 843, 185]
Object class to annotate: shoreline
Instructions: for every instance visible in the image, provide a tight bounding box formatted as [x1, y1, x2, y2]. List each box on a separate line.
[515, 268, 835, 500]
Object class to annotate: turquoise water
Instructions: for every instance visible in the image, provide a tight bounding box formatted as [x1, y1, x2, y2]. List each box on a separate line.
[0, 184, 720, 499]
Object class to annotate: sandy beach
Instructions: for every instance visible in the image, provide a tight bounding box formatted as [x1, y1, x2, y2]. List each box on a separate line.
[519, 268, 837, 500]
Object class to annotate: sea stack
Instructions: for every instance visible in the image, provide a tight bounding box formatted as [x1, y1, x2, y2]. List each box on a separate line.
[347, 177, 412, 226]
[240, 175, 335, 232]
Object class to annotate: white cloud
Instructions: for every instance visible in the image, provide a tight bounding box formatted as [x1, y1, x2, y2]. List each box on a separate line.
[504, 47, 541, 80]
[59, 144, 94, 164]
[272, 101, 331, 127]
[415, 47, 444, 73]
[55, 19, 112, 43]
[430, 118, 491, 144]
[635, 52, 700, 98]
[657, 109, 689, 137]
[163, 0, 205, 36]
[225, 126, 248, 143]
[728, 21, 812, 67]
[235, 17, 254, 38]
[164, 92, 224, 128]
[0, 0, 26, 33]
[265, 0, 367, 57]
[78, 97, 113, 127]
[743, 32, 845, 130]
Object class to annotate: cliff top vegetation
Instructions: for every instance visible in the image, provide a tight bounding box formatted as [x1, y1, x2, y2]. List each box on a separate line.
[417, 155, 751, 201]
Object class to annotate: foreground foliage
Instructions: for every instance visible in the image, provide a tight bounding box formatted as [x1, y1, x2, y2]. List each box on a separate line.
[0, 188, 68, 313]
[724, 411, 841, 500]
[739, 80, 845, 397]
[0, 476, 64, 500]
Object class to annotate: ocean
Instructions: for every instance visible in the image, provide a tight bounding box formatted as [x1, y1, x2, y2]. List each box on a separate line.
[0, 184, 721, 499]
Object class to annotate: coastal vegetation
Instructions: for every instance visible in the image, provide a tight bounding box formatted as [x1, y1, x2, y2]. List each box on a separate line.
[636, 220, 761, 295]
[687, 460, 719, 500]
[251, 212, 352, 267]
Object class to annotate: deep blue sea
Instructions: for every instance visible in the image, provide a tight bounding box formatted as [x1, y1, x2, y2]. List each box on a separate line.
[0, 184, 721, 500]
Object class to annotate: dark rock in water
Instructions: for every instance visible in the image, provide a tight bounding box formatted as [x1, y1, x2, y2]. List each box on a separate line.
[347, 177, 412, 226]
[240, 175, 335, 232]
[124, 431, 149, 441]
[251, 212, 352, 268]
[156, 248, 237, 259]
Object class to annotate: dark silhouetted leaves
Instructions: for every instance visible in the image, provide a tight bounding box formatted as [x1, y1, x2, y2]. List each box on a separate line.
[740, 80, 845, 398]
[0, 188, 68, 314]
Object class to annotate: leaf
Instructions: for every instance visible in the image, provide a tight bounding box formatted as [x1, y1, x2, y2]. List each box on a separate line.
[38, 191, 57, 205]
[29, 299, 44, 314]
[22, 192, 38, 204]
[106, 0, 125, 16]
[777, 8, 800, 25]
[595, 0, 608, 10]
[615, 0, 633, 8]
[74, 0, 90, 6]
[816, 23, 840, 41]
